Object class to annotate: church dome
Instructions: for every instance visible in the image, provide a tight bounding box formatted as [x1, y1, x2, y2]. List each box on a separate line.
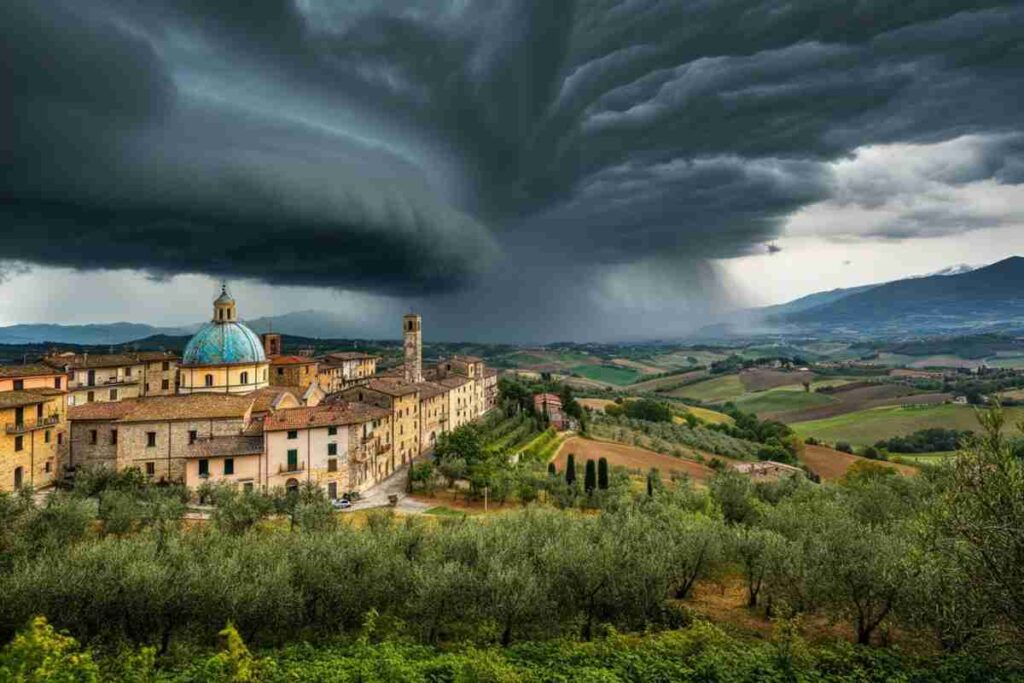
[181, 285, 266, 366]
[182, 321, 266, 366]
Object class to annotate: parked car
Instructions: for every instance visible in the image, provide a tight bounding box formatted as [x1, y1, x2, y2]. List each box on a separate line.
[331, 498, 352, 511]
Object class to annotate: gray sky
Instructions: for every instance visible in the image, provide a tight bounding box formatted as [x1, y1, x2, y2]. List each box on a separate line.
[3, 0, 1024, 341]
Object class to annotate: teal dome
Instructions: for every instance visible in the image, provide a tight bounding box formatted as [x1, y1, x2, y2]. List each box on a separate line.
[182, 321, 266, 366]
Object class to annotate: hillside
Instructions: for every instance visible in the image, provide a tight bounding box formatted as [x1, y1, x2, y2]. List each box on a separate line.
[779, 257, 1024, 336]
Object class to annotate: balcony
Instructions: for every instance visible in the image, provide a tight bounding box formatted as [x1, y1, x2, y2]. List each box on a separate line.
[6, 414, 60, 434]
[278, 462, 305, 475]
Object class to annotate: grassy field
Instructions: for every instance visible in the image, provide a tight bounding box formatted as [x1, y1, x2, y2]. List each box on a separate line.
[799, 444, 918, 480]
[571, 364, 641, 386]
[791, 404, 1024, 446]
[890, 451, 958, 465]
[732, 388, 836, 416]
[553, 436, 718, 482]
[680, 405, 735, 425]
[667, 374, 745, 402]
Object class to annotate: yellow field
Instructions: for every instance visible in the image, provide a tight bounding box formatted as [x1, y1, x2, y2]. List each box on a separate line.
[675, 405, 734, 425]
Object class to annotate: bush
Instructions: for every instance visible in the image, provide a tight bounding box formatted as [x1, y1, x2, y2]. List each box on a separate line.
[834, 441, 854, 454]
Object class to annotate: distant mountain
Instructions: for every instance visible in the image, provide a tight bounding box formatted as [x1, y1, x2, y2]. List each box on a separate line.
[0, 309, 375, 347]
[759, 283, 880, 317]
[0, 322, 188, 346]
[778, 257, 1024, 336]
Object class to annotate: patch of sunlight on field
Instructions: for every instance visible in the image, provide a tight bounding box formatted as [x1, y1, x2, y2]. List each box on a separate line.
[668, 374, 745, 402]
[791, 404, 1024, 446]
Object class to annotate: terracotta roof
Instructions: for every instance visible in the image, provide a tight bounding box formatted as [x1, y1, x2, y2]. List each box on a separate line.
[134, 351, 179, 362]
[414, 382, 446, 399]
[191, 435, 264, 458]
[120, 394, 253, 422]
[247, 386, 299, 414]
[69, 400, 138, 421]
[364, 378, 419, 397]
[452, 355, 483, 363]
[265, 402, 389, 432]
[483, 368, 498, 378]
[0, 389, 60, 409]
[322, 351, 378, 362]
[270, 355, 317, 366]
[0, 364, 64, 379]
[45, 354, 145, 370]
[243, 418, 265, 436]
[439, 376, 470, 388]
[70, 394, 253, 423]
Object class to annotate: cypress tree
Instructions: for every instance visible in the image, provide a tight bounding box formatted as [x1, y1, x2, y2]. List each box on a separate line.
[598, 457, 609, 490]
[565, 454, 576, 486]
[584, 459, 597, 493]
[547, 462, 557, 476]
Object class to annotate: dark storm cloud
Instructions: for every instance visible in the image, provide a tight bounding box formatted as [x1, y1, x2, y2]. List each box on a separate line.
[4, 0, 1024, 314]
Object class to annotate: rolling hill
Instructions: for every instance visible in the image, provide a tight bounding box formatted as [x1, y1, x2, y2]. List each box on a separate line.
[784, 257, 1024, 331]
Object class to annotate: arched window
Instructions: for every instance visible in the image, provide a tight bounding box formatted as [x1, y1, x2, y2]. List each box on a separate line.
[240, 371, 249, 385]
[204, 374, 214, 387]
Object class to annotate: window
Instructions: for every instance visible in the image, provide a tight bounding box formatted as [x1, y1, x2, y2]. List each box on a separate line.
[89, 430, 97, 445]
[188, 430, 197, 445]
[44, 430, 51, 444]
[162, 361, 169, 371]
[327, 426, 337, 436]
[57, 433, 63, 446]
[87, 391, 95, 403]
[109, 388, 118, 401]
[110, 429, 118, 445]
[204, 374, 214, 387]
[13, 467, 23, 489]
[13, 379, 23, 390]
[327, 443, 337, 456]
[14, 436, 23, 451]
[287, 449, 298, 471]
[44, 461, 52, 473]
[243, 482, 254, 493]
[161, 379, 169, 391]
[145, 462, 155, 476]
[240, 371, 249, 385]
[287, 430, 297, 440]
[36, 404, 43, 418]
[146, 431, 157, 447]
[327, 458, 337, 472]
[54, 377, 61, 389]
[198, 459, 209, 477]
[277, 368, 284, 376]
[224, 458, 234, 475]
[125, 366, 132, 377]
[328, 482, 337, 499]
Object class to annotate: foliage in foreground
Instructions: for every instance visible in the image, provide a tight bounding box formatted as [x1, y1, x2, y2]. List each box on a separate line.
[2, 613, 1014, 682]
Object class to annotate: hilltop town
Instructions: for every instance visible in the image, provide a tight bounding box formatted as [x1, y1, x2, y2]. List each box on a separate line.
[0, 287, 496, 497]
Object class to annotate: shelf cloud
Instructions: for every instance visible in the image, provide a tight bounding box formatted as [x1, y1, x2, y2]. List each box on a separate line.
[4, 0, 1024, 337]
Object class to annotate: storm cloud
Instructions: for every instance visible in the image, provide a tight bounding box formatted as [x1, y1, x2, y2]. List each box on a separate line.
[4, 0, 1024, 335]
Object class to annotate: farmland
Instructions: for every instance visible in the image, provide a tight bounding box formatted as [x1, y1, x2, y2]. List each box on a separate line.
[570, 363, 641, 386]
[798, 444, 918, 480]
[731, 387, 836, 416]
[552, 436, 718, 482]
[666, 374, 745, 401]
[791, 404, 1024, 446]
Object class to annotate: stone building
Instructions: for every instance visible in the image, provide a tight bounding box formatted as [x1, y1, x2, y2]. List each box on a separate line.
[263, 402, 392, 498]
[414, 382, 447, 451]
[0, 364, 67, 393]
[67, 394, 256, 483]
[0, 389, 65, 492]
[403, 313, 423, 383]
[317, 352, 378, 392]
[338, 379, 419, 476]
[179, 286, 270, 395]
[44, 351, 177, 406]
[269, 355, 319, 389]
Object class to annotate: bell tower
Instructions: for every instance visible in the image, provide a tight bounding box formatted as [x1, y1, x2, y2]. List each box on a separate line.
[213, 283, 237, 323]
[403, 313, 422, 383]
